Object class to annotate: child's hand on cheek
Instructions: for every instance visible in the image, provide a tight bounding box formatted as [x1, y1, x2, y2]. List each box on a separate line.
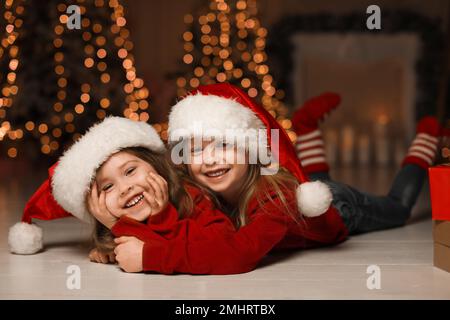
[86, 183, 118, 229]
[114, 236, 143, 273]
[143, 171, 169, 217]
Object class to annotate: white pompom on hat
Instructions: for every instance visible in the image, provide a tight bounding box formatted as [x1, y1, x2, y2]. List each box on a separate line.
[9, 116, 165, 255]
[8, 222, 43, 255]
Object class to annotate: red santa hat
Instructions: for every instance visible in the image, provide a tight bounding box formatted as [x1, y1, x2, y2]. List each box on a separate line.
[168, 83, 333, 218]
[8, 116, 165, 255]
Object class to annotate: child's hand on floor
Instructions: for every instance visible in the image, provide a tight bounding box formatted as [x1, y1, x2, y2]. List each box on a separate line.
[114, 236, 144, 273]
[144, 171, 169, 217]
[88, 248, 116, 264]
[87, 183, 118, 229]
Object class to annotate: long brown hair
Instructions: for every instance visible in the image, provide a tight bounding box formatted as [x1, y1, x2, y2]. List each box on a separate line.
[92, 146, 196, 253]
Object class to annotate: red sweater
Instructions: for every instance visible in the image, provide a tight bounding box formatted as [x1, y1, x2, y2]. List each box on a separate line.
[111, 185, 349, 275]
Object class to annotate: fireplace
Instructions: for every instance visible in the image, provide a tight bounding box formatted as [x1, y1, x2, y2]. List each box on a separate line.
[268, 11, 445, 168]
[291, 33, 419, 167]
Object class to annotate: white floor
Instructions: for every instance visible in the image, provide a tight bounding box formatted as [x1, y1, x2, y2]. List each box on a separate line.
[1, 164, 450, 299]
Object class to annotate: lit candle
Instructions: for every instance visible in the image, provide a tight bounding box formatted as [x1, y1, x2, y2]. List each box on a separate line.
[324, 128, 338, 166]
[341, 125, 355, 166]
[443, 147, 450, 164]
[357, 134, 370, 167]
[374, 114, 390, 166]
[394, 138, 406, 166]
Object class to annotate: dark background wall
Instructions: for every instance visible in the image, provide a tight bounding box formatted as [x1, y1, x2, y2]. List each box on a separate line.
[126, 0, 450, 123]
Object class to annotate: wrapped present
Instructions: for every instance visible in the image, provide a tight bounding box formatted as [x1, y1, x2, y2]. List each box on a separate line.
[433, 221, 450, 272]
[428, 164, 450, 221]
[430, 148, 450, 272]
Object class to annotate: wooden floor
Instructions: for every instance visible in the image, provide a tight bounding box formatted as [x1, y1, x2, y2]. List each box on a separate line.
[1, 161, 450, 299]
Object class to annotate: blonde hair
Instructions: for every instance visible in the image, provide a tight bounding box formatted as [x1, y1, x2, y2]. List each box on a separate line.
[92, 146, 197, 253]
[173, 145, 303, 229]
[233, 164, 302, 228]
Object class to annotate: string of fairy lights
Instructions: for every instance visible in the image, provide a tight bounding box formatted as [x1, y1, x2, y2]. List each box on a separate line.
[177, 0, 296, 141]
[0, 0, 23, 158]
[0, 0, 156, 158]
[1, 0, 293, 159]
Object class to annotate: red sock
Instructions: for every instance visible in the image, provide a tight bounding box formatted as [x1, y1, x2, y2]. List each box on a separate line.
[292, 93, 341, 132]
[401, 116, 441, 169]
[292, 92, 341, 174]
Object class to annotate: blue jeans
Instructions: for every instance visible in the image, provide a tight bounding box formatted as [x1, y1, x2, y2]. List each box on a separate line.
[308, 164, 426, 235]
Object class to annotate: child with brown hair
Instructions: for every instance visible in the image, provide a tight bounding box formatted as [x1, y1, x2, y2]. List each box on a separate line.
[8, 117, 229, 272]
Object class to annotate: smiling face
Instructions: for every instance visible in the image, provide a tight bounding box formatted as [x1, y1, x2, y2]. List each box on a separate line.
[95, 151, 157, 221]
[187, 139, 249, 204]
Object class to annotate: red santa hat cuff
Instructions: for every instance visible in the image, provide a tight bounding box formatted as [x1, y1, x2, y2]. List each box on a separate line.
[9, 116, 165, 255]
[168, 83, 333, 218]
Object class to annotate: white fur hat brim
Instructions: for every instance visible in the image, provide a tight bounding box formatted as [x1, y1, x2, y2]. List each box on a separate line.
[168, 93, 267, 142]
[52, 116, 165, 223]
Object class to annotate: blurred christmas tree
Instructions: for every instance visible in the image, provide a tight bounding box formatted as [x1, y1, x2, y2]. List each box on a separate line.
[175, 0, 295, 141]
[0, 0, 153, 160]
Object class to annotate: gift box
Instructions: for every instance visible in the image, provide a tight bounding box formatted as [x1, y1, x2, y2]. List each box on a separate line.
[433, 221, 450, 272]
[429, 164, 450, 272]
[428, 165, 450, 221]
